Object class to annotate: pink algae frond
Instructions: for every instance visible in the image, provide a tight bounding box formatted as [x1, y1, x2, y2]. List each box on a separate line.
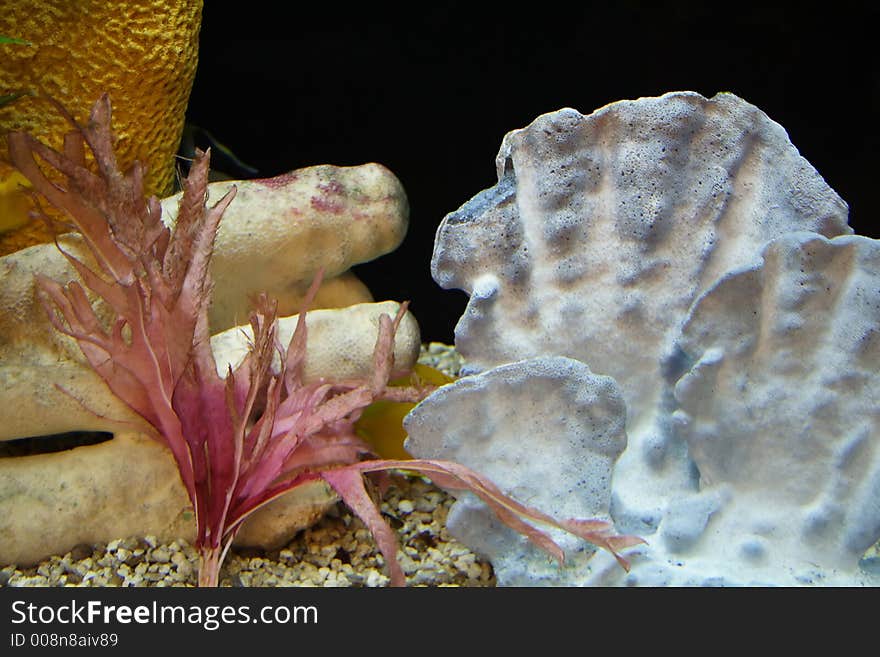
[8, 94, 642, 586]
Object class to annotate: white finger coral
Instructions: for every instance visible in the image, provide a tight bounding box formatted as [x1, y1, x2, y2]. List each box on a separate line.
[159, 162, 409, 331]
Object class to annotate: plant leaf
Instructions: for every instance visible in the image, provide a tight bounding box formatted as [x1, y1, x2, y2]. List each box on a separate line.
[344, 459, 645, 573]
[0, 35, 32, 45]
[321, 467, 406, 586]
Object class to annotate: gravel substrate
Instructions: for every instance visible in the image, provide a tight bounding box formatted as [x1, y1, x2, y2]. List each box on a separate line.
[1, 475, 494, 587]
[5, 342, 879, 587]
[1, 343, 495, 588]
[421, 341, 465, 377]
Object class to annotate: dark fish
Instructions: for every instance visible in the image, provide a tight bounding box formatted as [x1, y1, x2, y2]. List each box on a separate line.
[175, 123, 259, 190]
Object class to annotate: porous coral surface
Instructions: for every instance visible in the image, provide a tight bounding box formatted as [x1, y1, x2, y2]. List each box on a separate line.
[410, 92, 880, 586]
[0, 0, 202, 197]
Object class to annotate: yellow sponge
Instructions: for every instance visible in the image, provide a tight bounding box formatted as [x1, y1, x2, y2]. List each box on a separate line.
[0, 0, 203, 254]
[0, 166, 31, 233]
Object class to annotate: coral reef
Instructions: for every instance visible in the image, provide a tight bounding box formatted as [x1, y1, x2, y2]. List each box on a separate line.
[671, 232, 880, 578]
[1, 95, 640, 585]
[432, 92, 849, 430]
[406, 91, 880, 585]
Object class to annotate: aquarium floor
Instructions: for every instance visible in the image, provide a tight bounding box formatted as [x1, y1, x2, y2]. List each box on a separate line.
[0, 475, 495, 587]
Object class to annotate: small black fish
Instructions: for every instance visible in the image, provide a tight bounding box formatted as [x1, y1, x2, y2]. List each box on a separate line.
[175, 123, 259, 190]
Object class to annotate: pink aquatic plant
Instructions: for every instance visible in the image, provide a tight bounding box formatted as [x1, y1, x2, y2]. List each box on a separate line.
[7, 95, 643, 586]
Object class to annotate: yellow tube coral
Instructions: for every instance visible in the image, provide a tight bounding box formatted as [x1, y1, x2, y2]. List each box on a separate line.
[0, 0, 203, 255]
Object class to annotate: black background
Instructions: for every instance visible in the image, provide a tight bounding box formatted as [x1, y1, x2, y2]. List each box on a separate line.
[186, 2, 878, 344]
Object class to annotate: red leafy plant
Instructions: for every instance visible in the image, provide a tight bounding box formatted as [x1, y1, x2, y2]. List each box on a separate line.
[7, 95, 643, 586]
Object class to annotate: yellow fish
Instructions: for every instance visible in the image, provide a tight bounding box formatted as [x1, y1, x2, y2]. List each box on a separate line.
[355, 363, 455, 459]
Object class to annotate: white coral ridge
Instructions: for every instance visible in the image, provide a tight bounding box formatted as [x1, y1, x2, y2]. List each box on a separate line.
[0, 301, 420, 566]
[405, 91, 880, 585]
[0, 300, 420, 567]
[0, 161, 414, 567]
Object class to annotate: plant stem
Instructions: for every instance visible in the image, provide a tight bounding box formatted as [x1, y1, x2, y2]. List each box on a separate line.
[198, 544, 223, 587]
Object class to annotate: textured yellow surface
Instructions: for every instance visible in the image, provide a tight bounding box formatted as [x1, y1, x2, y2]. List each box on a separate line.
[0, 166, 32, 233]
[0, 0, 203, 254]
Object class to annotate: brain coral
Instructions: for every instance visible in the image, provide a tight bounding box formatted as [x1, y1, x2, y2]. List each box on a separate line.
[0, 0, 202, 253]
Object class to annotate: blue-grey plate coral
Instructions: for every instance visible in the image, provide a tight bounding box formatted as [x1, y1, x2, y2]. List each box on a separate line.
[407, 92, 879, 585]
